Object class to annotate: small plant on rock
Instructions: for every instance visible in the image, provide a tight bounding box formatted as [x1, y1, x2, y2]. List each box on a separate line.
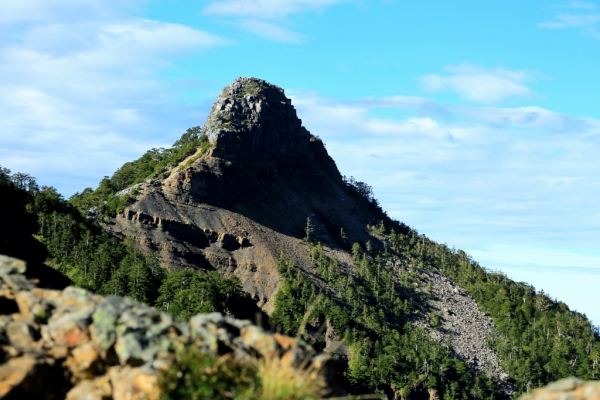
[158, 347, 260, 400]
[257, 355, 325, 400]
[158, 345, 328, 400]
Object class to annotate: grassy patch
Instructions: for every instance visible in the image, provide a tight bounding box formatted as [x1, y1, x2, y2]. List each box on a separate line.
[69, 127, 212, 216]
[158, 345, 328, 400]
[179, 138, 213, 171]
[159, 348, 259, 400]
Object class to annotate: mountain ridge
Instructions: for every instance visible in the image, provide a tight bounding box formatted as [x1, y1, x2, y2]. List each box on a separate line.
[101, 77, 385, 312]
[1, 77, 599, 399]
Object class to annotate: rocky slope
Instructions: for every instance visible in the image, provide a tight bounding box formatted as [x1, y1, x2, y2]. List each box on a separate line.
[103, 77, 380, 312]
[414, 268, 515, 395]
[0, 254, 335, 399]
[98, 77, 517, 392]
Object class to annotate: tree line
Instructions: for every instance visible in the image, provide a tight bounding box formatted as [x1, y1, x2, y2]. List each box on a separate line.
[0, 164, 242, 321]
[269, 219, 600, 398]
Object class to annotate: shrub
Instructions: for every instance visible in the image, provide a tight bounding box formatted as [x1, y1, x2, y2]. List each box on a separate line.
[158, 346, 328, 400]
[159, 348, 259, 400]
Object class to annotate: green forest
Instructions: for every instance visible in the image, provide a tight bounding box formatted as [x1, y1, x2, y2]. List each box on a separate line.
[269, 220, 600, 398]
[0, 128, 239, 322]
[69, 126, 212, 217]
[1, 125, 599, 399]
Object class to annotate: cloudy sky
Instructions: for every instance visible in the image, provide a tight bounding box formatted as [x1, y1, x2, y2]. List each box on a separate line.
[1, 0, 599, 323]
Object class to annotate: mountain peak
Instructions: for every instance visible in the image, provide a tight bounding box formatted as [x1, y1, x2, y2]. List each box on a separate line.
[204, 77, 310, 158]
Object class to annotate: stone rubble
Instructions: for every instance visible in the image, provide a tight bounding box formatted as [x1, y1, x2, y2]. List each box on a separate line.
[114, 181, 154, 198]
[0, 255, 333, 399]
[415, 267, 516, 397]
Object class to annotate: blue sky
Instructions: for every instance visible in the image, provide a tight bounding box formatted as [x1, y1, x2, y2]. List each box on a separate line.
[1, 0, 599, 323]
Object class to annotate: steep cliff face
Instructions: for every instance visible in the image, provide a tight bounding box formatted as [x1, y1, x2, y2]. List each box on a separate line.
[105, 78, 379, 311]
[202, 77, 312, 158]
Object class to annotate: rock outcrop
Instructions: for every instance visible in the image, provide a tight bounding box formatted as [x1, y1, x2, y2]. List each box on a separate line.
[519, 377, 600, 400]
[203, 77, 311, 158]
[98, 77, 514, 392]
[0, 254, 335, 399]
[104, 77, 381, 312]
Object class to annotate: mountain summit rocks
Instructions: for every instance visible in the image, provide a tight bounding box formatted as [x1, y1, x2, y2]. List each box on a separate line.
[105, 77, 375, 312]
[161, 77, 339, 206]
[203, 77, 311, 159]
[100, 77, 517, 392]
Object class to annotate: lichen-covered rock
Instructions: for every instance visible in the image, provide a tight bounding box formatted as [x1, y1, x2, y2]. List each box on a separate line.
[0, 254, 335, 399]
[519, 377, 600, 400]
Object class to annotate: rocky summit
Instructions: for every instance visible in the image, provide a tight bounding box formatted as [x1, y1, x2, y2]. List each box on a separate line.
[104, 77, 375, 312]
[203, 77, 311, 158]
[100, 77, 519, 393]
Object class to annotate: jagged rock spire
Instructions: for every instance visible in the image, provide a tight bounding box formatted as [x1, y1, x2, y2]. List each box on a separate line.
[203, 77, 311, 158]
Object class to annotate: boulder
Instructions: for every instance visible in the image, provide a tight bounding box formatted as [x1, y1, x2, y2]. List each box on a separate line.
[0, 254, 336, 398]
[519, 377, 600, 400]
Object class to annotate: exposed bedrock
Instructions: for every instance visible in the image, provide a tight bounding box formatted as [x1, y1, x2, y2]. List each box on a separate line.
[101, 77, 513, 390]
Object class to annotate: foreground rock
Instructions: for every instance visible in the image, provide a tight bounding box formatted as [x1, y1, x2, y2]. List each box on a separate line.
[0, 255, 335, 399]
[519, 377, 600, 400]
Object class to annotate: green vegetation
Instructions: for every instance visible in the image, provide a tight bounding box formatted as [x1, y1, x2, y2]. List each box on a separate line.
[3, 118, 600, 398]
[271, 244, 501, 399]
[342, 175, 381, 211]
[271, 219, 600, 398]
[239, 80, 263, 98]
[70, 126, 212, 216]
[412, 235, 600, 394]
[271, 221, 600, 398]
[156, 269, 244, 320]
[0, 137, 241, 321]
[0, 167, 46, 262]
[158, 344, 326, 400]
[159, 347, 260, 400]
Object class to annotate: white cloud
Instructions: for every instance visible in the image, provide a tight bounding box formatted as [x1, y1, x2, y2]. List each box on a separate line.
[419, 64, 539, 104]
[203, 0, 342, 19]
[458, 105, 599, 134]
[291, 89, 600, 251]
[291, 94, 600, 322]
[538, 175, 579, 186]
[7, 19, 229, 64]
[234, 19, 305, 43]
[554, 1, 598, 10]
[0, 0, 141, 25]
[539, 2, 600, 38]
[0, 15, 229, 195]
[539, 13, 600, 29]
[566, 1, 597, 9]
[203, 0, 343, 42]
[470, 244, 600, 323]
